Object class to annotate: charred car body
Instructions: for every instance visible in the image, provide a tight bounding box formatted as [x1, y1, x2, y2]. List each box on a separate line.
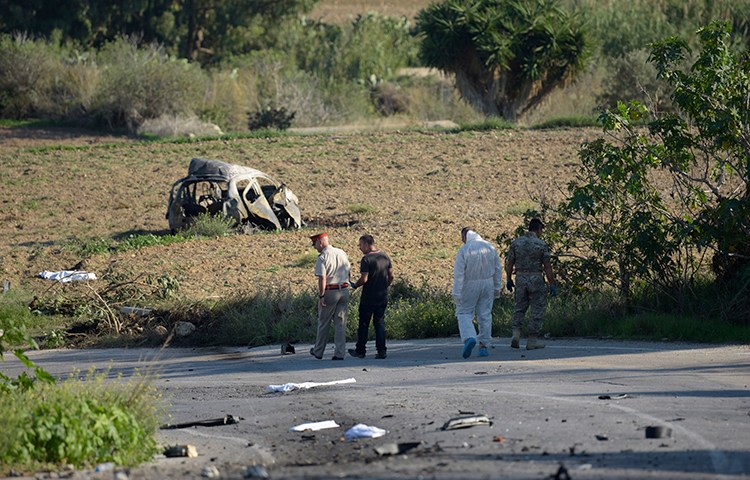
[166, 158, 302, 231]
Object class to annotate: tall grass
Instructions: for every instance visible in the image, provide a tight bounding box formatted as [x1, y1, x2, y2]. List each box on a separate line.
[148, 277, 749, 348]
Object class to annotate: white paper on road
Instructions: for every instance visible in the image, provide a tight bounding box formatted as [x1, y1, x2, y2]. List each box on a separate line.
[345, 423, 386, 440]
[290, 420, 340, 432]
[266, 377, 356, 393]
[38, 270, 97, 282]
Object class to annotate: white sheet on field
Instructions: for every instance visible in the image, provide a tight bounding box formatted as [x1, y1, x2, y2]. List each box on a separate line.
[38, 270, 97, 282]
[266, 377, 356, 393]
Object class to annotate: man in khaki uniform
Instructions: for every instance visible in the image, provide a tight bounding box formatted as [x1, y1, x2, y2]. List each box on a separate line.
[309, 232, 351, 360]
[505, 218, 557, 350]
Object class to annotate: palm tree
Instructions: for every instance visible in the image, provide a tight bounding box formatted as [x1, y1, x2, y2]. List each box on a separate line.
[417, 0, 587, 121]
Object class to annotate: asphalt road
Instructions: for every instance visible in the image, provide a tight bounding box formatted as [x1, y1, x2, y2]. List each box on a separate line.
[4, 338, 750, 479]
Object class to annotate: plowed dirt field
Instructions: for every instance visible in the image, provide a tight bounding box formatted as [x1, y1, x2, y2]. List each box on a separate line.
[1, 125, 602, 301]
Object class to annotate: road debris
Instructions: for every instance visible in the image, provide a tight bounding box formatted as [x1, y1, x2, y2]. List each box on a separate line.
[266, 377, 356, 393]
[281, 342, 296, 354]
[374, 442, 421, 456]
[201, 465, 220, 478]
[598, 394, 629, 400]
[441, 414, 491, 430]
[345, 423, 387, 440]
[290, 420, 340, 432]
[595, 434, 609, 441]
[161, 414, 239, 429]
[645, 426, 672, 439]
[163, 445, 198, 458]
[244, 465, 270, 478]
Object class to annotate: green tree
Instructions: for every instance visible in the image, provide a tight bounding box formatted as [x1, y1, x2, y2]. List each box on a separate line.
[178, 0, 317, 63]
[0, 1, 317, 63]
[649, 21, 750, 286]
[539, 21, 749, 317]
[416, 0, 587, 121]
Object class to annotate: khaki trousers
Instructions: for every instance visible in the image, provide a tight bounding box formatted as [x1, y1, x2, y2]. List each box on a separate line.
[312, 288, 350, 358]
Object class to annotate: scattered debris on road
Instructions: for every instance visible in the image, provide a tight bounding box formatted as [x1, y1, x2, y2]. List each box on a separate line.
[290, 420, 340, 432]
[244, 465, 269, 478]
[163, 444, 198, 458]
[645, 426, 672, 439]
[161, 414, 240, 429]
[598, 394, 629, 400]
[201, 465, 220, 478]
[441, 414, 491, 430]
[266, 377, 356, 393]
[345, 423, 387, 440]
[374, 442, 422, 456]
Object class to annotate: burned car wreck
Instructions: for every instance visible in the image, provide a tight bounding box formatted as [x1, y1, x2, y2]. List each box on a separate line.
[166, 158, 302, 231]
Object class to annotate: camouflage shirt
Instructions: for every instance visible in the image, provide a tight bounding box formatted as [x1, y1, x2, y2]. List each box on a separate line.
[507, 232, 550, 275]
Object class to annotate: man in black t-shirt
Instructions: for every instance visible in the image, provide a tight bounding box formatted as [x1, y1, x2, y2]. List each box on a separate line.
[349, 234, 394, 359]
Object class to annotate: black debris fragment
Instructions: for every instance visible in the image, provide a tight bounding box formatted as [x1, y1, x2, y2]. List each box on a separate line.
[645, 426, 672, 439]
[160, 414, 240, 429]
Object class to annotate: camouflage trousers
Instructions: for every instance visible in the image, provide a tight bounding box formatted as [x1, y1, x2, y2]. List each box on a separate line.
[511, 274, 547, 336]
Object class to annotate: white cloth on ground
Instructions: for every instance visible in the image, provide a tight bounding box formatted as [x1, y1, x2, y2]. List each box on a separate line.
[290, 420, 340, 432]
[344, 423, 386, 440]
[266, 377, 356, 393]
[38, 270, 97, 282]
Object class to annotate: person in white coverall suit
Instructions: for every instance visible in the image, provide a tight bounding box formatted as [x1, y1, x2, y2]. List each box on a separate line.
[452, 227, 503, 358]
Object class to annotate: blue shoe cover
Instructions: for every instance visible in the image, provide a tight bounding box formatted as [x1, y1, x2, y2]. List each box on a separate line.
[478, 347, 489, 357]
[462, 338, 477, 358]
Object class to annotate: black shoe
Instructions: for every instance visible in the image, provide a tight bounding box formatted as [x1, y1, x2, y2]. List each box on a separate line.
[375, 352, 387, 359]
[332, 356, 344, 361]
[348, 348, 365, 358]
[309, 348, 322, 360]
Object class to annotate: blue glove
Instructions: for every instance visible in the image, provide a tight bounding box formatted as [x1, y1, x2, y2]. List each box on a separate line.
[506, 279, 514, 292]
[550, 284, 557, 297]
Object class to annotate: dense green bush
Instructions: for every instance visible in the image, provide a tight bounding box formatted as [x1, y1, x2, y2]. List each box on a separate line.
[0, 291, 55, 393]
[248, 105, 296, 130]
[333, 13, 419, 82]
[0, 370, 161, 470]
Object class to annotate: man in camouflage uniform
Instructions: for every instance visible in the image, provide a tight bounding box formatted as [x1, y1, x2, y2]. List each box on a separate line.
[505, 218, 557, 350]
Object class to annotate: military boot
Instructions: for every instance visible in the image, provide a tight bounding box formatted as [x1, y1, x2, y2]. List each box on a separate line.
[526, 336, 545, 350]
[510, 328, 521, 349]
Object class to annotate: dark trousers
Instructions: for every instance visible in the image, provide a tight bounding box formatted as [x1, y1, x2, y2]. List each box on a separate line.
[355, 302, 387, 354]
